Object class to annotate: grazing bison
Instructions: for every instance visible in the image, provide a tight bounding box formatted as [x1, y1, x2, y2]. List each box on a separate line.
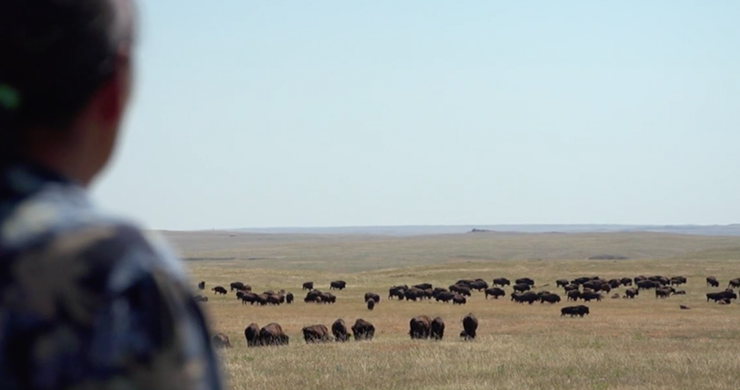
[304, 290, 323, 303]
[512, 283, 531, 293]
[212, 286, 227, 295]
[212, 333, 231, 348]
[460, 313, 478, 340]
[728, 278, 740, 289]
[364, 292, 381, 303]
[493, 277, 511, 287]
[413, 283, 433, 290]
[230, 282, 246, 291]
[302, 281, 314, 290]
[561, 305, 590, 317]
[706, 276, 719, 287]
[567, 290, 581, 301]
[452, 294, 467, 305]
[409, 315, 432, 339]
[484, 287, 506, 299]
[540, 293, 561, 304]
[515, 277, 535, 286]
[198, 281, 205, 290]
[302, 324, 332, 343]
[259, 323, 289, 346]
[389, 285, 407, 300]
[367, 300, 375, 310]
[670, 276, 687, 286]
[556, 279, 570, 288]
[319, 292, 337, 304]
[330, 280, 347, 290]
[435, 291, 456, 303]
[469, 280, 489, 291]
[244, 323, 261, 347]
[286, 292, 294, 304]
[352, 319, 375, 341]
[580, 292, 602, 302]
[332, 319, 351, 342]
[431, 317, 445, 340]
[655, 287, 672, 298]
[707, 290, 738, 303]
[449, 284, 472, 297]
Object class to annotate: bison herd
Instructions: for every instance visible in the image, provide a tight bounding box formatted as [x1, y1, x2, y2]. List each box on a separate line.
[203, 273, 740, 349]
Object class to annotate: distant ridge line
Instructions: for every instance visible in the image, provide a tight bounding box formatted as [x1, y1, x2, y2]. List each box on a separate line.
[230, 224, 740, 237]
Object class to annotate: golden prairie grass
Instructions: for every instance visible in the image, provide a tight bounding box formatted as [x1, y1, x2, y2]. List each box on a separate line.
[170, 231, 740, 390]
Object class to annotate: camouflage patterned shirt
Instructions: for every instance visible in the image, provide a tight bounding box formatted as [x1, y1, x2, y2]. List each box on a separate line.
[0, 162, 224, 390]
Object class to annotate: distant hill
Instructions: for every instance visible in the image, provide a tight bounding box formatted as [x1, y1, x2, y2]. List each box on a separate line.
[231, 224, 740, 237]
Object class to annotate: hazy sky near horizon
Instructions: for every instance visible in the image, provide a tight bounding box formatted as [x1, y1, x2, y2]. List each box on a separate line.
[92, 1, 740, 230]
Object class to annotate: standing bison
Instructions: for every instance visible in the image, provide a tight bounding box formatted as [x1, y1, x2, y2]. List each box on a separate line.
[561, 305, 590, 317]
[492, 278, 511, 287]
[460, 313, 478, 340]
[352, 319, 375, 341]
[367, 300, 375, 310]
[332, 319, 351, 342]
[409, 315, 432, 339]
[706, 276, 720, 287]
[212, 286, 227, 295]
[230, 282, 246, 291]
[364, 292, 380, 303]
[244, 323, 261, 347]
[302, 324, 332, 343]
[431, 317, 445, 340]
[302, 281, 314, 290]
[484, 287, 506, 299]
[198, 281, 205, 290]
[330, 280, 347, 290]
[286, 292, 294, 304]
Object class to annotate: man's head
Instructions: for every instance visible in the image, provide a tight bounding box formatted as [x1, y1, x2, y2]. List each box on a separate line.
[0, 0, 137, 186]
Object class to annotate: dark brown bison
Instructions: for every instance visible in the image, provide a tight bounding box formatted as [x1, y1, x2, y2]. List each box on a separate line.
[212, 333, 231, 348]
[607, 279, 621, 289]
[561, 305, 589, 317]
[620, 277, 633, 286]
[540, 293, 561, 304]
[567, 290, 581, 301]
[230, 282, 246, 291]
[515, 277, 535, 286]
[434, 291, 455, 303]
[404, 288, 425, 301]
[460, 313, 478, 340]
[452, 294, 467, 305]
[198, 281, 205, 290]
[302, 324, 332, 343]
[449, 284, 472, 297]
[729, 278, 740, 289]
[670, 276, 687, 286]
[367, 300, 375, 310]
[484, 287, 505, 299]
[389, 285, 407, 300]
[655, 287, 672, 298]
[319, 292, 336, 304]
[286, 292, 294, 304]
[330, 280, 347, 290]
[706, 276, 719, 287]
[409, 315, 432, 339]
[625, 288, 639, 299]
[244, 323, 260, 347]
[212, 286, 227, 295]
[469, 280, 489, 291]
[304, 290, 323, 303]
[456, 279, 475, 287]
[512, 283, 531, 293]
[413, 283, 433, 290]
[364, 292, 380, 303]
[707, 290, 738, 303]
[580, 292, 602, 302]
[556, 279, 569, 288]
[513, 291, 539, 304]
[637, 280, 660, 290]
[332, 319, 351, 342]
[302, 281, 314, 290]
[352, 319, 375, 341]
[492, 277, 510, 287]
[431, 317, 445, 340]
[259, 323, 289, 346]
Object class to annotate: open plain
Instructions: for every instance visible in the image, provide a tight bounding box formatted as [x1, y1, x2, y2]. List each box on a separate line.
[166, 230, 740, 390]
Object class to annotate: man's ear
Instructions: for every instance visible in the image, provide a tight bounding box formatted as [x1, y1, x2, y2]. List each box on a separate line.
[96, 55, 133, 128]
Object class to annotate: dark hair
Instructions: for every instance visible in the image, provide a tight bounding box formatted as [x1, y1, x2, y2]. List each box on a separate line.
[0, 0, 132, 165]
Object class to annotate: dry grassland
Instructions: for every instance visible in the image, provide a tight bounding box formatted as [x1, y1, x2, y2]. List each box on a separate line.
[167, 231, 740, 390]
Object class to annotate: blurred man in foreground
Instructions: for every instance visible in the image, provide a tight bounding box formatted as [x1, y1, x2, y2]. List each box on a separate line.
[0, 1, 224, 389]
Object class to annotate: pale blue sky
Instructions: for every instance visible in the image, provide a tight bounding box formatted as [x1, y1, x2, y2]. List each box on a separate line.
[92, 1, 740, 230]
